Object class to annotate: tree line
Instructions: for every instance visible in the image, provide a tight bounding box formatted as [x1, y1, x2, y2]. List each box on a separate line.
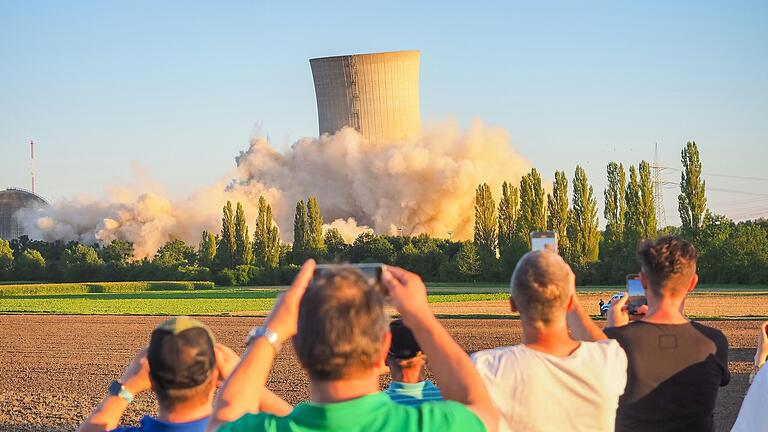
[1, 141, 766, 285]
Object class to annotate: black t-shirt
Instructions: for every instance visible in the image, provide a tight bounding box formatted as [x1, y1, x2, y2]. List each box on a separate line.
[604, 321, 730, 432]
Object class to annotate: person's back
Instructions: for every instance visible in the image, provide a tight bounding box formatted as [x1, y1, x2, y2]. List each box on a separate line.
[603, 236, 730, 432]
[471, 251, 627, 432]
[604, 321, 728, 431]
[384, 319, 444, 407]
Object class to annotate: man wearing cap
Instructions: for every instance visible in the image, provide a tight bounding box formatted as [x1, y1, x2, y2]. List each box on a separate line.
[79, 316, 291, 432]
[384, 319, 444, 406]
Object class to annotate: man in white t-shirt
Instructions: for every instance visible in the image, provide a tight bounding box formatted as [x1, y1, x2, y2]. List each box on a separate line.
[471, 251, 628, 432]
[731, 321, 768, 431]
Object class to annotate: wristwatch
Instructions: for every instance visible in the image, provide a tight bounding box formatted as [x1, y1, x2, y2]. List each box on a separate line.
[245, 326, 282, 353]
[108, 380, 134, 403]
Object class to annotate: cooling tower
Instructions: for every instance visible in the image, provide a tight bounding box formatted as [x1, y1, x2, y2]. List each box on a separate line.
[0, 188, 48, 240]
[310, 50, 421, 142]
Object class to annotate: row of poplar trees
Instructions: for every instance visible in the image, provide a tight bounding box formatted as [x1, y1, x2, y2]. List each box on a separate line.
[473, 141, 708, 279]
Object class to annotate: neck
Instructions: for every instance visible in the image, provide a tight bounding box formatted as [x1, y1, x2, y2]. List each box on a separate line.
[521, 318, 580, 358]
[643, 295, 688, 324]
[157, 400, 212, 423]
[392, 367, 425, 384]
[310, 372, 380, 404]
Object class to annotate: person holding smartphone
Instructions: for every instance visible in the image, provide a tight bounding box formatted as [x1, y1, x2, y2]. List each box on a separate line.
[731, 321, 768, 431]
[602, 237, 730, 432]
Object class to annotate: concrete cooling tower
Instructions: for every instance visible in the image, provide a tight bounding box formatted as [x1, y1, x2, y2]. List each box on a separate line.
[310, 50, 421, 142]
[0, 188, 48, 240]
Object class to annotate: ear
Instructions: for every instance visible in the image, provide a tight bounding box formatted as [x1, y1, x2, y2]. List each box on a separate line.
[565, 291, 575, 312]
[509, 296, 518, 313]
[377, 331, 392, 370]
[688, 273, 699, 293]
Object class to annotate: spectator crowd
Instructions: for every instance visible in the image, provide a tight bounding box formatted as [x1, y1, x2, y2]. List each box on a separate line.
[77, 236, 768, 432]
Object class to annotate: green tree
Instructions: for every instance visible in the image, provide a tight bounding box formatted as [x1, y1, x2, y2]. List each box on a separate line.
[15, 249, 46, 280]
[100, 239, 134, 264]
[234, 202, 251, 266]
[518, 169, 547, 245]
[678, 141, 707, 241]
[61, 243, 104, 281]
[0, 239, 14, 277]
[474, 183, 497, 277]
[348, 232, 396, 263]
[497, 181, 519, 255]
[638, 161, 657, 238]
[624, 165, 643, 248]
[306, 196, 325, 255]
[455, 242, 481, 281]
[155, 239, 196, 268]
[292, 200, 307, 256]
[603, 162, 627, 247]
[252, 196, 281, 268]
[323, 228, 348, 261]
[198, 231, 217, 269]
[216, 201, 236, 269]
[568, 166, 600, 263]
[547, 171, 570, 259]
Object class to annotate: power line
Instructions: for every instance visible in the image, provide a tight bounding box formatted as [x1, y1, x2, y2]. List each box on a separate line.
[667, 167, 768, 182]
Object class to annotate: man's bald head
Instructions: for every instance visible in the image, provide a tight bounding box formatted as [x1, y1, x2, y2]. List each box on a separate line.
[510, 251, 572, 325]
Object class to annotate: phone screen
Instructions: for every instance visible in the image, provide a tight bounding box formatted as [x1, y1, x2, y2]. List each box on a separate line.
[531, 231, 558, 253]
[626, 275, 646, 314]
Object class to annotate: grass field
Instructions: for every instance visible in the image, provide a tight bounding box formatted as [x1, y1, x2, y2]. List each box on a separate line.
[1, 283, 766, 316]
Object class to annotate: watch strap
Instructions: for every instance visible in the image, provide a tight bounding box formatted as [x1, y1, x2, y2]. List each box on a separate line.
[246, 326, 282, 352]
[108, 380, 134, 404]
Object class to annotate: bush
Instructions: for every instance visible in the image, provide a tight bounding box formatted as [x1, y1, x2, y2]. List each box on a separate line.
[0, 281, 215, 296]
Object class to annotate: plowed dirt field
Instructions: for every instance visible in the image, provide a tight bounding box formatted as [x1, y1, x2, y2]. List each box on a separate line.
[0, 315, 758, 431]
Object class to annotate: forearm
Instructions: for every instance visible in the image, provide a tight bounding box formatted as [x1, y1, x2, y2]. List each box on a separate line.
[259, 388, 292, 416]
[209, 339, 276, 431]
[78, 396, 129, 432]
[566, 301, 607, 341]
[405, 313, 487, 405]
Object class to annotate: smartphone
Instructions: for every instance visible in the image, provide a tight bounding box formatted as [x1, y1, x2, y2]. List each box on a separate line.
[314, 263, 387, 296]
[531, 231, 558, 254]
[626, 274, 647, 315]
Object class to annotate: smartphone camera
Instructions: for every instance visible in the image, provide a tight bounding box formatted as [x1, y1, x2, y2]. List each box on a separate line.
[531, 231, 558, 254]
[314, 263, 388, 298]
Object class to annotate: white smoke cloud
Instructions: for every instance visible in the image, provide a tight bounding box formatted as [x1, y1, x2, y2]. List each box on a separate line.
[19, 119, 530, 258]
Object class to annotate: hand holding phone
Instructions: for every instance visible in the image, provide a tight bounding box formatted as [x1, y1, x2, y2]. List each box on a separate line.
[314, 263, 388, 298]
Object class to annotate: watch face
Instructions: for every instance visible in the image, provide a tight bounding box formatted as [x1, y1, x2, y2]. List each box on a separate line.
[108, 380, 123, 396]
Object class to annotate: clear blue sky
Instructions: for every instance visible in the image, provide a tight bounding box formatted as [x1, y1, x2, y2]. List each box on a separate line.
[2, 1, 767, 224]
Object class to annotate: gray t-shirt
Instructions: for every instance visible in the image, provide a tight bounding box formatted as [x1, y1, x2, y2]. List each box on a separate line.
[605, 321, 730, 432]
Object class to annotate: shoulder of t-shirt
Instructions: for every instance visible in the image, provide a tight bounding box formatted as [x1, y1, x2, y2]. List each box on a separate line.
[216, 412, 276, 432]
[689, 320, 728, 346]
[471, 345, 524, 375]
[109, 427, 142, 432]
[416, 400, 485, 431]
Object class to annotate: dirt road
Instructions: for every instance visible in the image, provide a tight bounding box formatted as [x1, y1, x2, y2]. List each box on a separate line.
[0, 315, 758, 431]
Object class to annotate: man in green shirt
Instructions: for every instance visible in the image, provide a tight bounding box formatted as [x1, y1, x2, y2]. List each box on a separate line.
[207, 260, 498, 432]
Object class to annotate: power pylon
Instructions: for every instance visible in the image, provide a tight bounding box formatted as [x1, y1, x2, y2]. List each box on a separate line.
[651, 142, 668, 228]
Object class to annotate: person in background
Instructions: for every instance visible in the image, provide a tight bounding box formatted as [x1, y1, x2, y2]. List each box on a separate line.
[571, 236, 730, 432]
[731, 321, 768, 431]
[384, 319, 444, 406]
[207, 260, 498, 432]
[471, 251, 628, 432]
[79, 316, 291, 432]
[599, 298, 606, 316]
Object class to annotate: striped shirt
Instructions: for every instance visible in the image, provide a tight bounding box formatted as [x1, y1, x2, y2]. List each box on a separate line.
[384, 380, 444, 407]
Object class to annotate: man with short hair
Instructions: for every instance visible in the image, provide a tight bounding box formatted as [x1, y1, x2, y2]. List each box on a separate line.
[208, 261, 498, 432]
[384, 319, 444, 406]
[79, 317, 291, 432]
[471, 251, 628, 432]
[569, 236, 731, 431]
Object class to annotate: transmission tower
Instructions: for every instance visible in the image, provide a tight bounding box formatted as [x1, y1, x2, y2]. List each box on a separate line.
[651, 142, 667, 227]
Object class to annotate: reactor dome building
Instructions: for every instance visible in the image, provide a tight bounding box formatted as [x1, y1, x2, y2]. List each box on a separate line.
[310, 50, 421, 142]
[0, 188, 49, 240]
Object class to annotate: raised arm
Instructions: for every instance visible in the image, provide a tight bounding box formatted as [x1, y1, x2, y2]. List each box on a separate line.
[208, 259, 314, 432]
[383, 267, 498, 432]
[78, 348, 151, 432]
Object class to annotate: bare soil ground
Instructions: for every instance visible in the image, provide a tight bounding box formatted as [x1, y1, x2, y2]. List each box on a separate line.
[0, 315, 758, 431]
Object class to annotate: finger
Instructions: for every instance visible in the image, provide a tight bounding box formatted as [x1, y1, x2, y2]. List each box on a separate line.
[614, 293, 629, 308]
[382, 268, 404, 293]
[215, 342, 238, 357]
[636, 305, 649, 314]
[386, 266, 417, 285]
[286, 259, 316, 297]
